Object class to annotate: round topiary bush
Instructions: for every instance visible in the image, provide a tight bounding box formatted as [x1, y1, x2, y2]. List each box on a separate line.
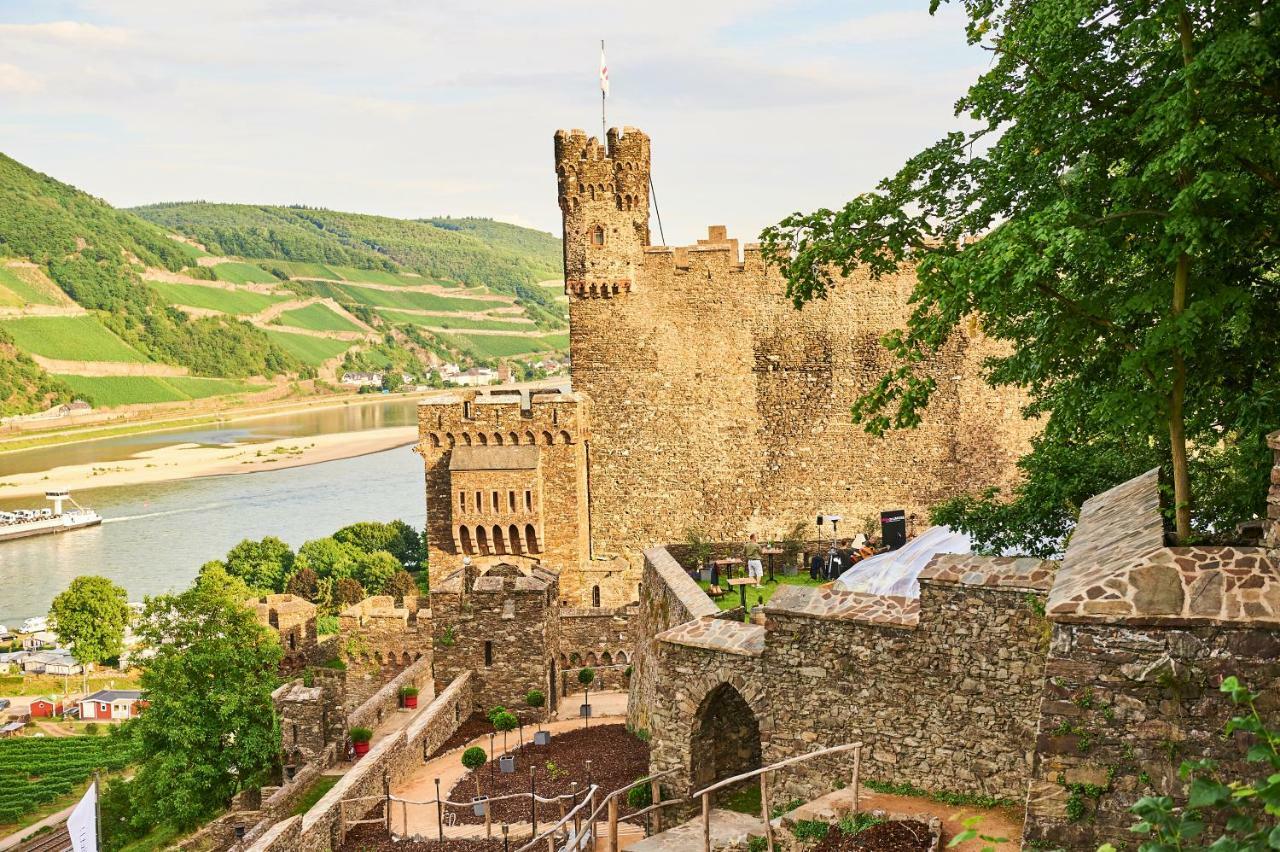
[462, 745, 487, 771]
[578, 667, 596, 687]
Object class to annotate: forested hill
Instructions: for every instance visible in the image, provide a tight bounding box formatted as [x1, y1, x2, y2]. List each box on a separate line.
[0, 153, 297, 415]
[130, 203, 563, 306]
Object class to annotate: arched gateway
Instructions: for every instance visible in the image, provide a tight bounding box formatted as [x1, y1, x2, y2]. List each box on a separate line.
[690, 682, 762, 796]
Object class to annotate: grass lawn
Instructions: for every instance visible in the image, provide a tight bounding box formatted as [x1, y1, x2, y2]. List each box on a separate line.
[377, 309, 534, 332]
[695, 571, 827, 612]
[53, 375, 268, 407]
[336, 283, 498, 313]
[0, 266, 61, 306]
[274, 303, 361, 333]
[211, 261, 279, 285]
[264, 330, 353, 367]
[147, 280, 289, 315]
[0, 670, 141, 698]
[291, 775, 339, 815]
[0, 316, 148, 362]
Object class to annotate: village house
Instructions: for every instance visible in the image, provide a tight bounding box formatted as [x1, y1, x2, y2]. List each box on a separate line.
[22, 630, 59, 651]
[29, 696, 63, 718]
[79, 689, 144, 721]
[0, 651, 29, 674]
[449, 367, 498, 387]
[340, 371, 383, 387]
[20, 651, 81, 676]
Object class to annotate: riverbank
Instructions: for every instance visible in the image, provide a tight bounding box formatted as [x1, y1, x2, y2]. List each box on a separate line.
[0, 425, 419, 500]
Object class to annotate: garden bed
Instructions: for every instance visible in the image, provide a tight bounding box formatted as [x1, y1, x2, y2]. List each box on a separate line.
[446, 723, 648, 825]
[811, 819, 935, 852]
[340, 822, 509, 852]
[427, 713, 496, 760]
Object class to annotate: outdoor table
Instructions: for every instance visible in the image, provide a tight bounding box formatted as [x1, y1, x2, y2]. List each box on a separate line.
[710, 558, 743, 579]
[761, 547, 783, 583]
[727, 577, 758, 610]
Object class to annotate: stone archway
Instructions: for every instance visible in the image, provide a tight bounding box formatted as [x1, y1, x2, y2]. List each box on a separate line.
[690, 682, 762, 797]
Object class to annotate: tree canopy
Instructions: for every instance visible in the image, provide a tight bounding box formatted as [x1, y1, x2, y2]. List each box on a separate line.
[761, 0, 1280, 547]
[128, 566, 281, 829]
[223, 536, 295, 591]
[49, 575, 131, 665]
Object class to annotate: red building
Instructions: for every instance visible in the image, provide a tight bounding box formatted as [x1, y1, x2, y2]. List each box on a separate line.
[78, 690, 144, 721]
[29, 697, 63, 718]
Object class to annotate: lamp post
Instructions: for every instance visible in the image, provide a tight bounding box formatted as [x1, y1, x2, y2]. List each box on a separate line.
[502, 822, 510, 852]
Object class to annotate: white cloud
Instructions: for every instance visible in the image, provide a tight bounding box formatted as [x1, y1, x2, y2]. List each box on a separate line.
[0, 20, 131, 45]
[0, 63, 41, 93]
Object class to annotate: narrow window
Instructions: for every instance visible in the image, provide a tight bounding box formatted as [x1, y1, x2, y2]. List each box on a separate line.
[508, 491, 516, 511]
[592, 226, 605, 246]
[289, 632, 296, 651]
[292, 723, 298, 745]
[592, 586, 601, 608]
[476, 491, 482, 511]
[492, 491, 499, 511]
[525, 490, 532, 511]
[484, 641, 493, 667]
[460, 492, 466, 511]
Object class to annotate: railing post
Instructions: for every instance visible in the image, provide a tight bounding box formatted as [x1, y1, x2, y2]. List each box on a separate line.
[702, 792, 711, 852]
[435, 778, 444, 842]
[851, 744, 861, 815]
[650, 778, 662, 834]
[608, 794, 619, 852]
[384, 773, 392, 836]
[760, 770, 773, 852]
[486, 795, 493, 838]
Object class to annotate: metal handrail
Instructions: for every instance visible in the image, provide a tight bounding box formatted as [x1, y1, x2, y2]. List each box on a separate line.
[514, 783, 599, 852]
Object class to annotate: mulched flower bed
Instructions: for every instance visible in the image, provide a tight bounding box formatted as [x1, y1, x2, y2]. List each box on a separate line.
[811, 820, 934, 852]
[445, 723, 649, 825]
[427, 713, 499, 760]
[340, 822, 510, 852]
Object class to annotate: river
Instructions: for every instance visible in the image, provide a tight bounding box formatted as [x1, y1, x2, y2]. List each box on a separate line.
[0, 399, 425, 626]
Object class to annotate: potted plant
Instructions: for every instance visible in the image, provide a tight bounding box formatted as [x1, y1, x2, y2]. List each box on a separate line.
[462, 746, 488, 815]
[349, 726, 373, 758]
[399, 685, 419, 709]
[578, 667, 595, 720]
[527, 689, 551, 745]
[686, 528, 714, 582]
[493, 710, 519, 773]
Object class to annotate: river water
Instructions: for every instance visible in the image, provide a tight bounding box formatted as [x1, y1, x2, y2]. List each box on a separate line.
[0, 399, 425, 626]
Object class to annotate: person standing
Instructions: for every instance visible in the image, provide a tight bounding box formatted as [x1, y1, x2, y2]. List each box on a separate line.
[744, 533, 764, 582]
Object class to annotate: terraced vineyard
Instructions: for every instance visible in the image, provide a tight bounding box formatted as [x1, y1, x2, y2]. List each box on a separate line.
[274, 303, 361, 333]
[440, 331, 571, 359]
[148, 281, 291, 315]
[55, 375, 269, 407]
[303, 280, 497, 313]
[264, 329, 354, 367]
[376, 310, 533, 332]
[0, 733, 137, 826]
[0, 266, 63, 307]
[0, 316, 148, 362]
[210, 261, 280, 285]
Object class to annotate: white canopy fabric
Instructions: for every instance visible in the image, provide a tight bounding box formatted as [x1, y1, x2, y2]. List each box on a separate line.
[833, 525, 973, 599]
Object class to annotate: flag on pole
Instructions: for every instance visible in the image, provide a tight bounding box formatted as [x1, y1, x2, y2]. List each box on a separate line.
[67, 778, 98, 852]
[599, 44, 609, 97]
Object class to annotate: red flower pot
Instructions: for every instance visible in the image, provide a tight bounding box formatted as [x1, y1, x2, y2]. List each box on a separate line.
[403, 695, 418, 709]
[354, 740, 370, 757]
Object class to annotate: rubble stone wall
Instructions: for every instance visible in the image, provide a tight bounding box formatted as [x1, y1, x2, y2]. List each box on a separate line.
[559, 129, 1036, 600]
[249, 673, 475, 852]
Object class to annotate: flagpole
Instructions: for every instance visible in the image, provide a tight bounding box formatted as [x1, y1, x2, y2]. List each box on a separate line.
[94, 771, 103, 852]
[600, 39, 607, 143]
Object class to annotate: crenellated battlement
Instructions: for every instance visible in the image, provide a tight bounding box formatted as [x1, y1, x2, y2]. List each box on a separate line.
[554, 127, 651, 300]
[417, 386, 588, 453]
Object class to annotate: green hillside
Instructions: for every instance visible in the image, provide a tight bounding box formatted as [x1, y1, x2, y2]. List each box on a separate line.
[0, 152, 300, 412]
[128, 203, 564, 319]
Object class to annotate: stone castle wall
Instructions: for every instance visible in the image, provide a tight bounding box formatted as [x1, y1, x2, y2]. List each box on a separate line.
[636, 552, 1054, 806]
[431, 565, 560, 716]
[337, 595, 431, 712]
[556, 128, 1036, 603]
[417, 390, 600, 605]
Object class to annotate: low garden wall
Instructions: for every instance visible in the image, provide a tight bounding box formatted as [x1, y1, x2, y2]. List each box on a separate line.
[346, 654, 433, 733]
[246, 671, 475, 852]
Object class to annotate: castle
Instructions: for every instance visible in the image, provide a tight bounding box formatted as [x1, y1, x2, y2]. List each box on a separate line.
[417, 126, 1036, 610]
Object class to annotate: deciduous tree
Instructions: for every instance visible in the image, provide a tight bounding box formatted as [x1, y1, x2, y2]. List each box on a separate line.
[128, 565, 281, 829]
[761, 0, 1280, 545]
[49, 575, 130, 665]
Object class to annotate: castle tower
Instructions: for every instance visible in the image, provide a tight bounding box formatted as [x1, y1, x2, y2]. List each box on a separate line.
[554, 127, 651, 299]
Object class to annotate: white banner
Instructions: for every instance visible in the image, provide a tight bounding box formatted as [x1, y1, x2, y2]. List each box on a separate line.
[67, 779, 97, 852]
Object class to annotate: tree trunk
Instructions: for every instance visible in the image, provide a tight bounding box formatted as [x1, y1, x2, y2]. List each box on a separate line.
[1169, 252, 1192, 543]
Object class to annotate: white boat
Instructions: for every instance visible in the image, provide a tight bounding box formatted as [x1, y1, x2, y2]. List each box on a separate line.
[0, 490, 102, 543]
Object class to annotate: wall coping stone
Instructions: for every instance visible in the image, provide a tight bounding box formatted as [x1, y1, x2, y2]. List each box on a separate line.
[1047, 468, 1280, 625]
[644, 547, 719, 619]
[920, 554, 1056, 591]
[764, 585, 920, 627]
[654, 616, 765, 657]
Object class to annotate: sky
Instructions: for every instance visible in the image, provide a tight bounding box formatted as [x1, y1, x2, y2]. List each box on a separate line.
[0, 1, 985, 245]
